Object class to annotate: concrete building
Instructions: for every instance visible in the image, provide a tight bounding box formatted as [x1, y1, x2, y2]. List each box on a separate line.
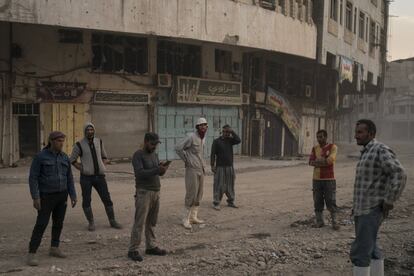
[0, 0, 319, 165]
[313, 0, 388, 143]
[378, 58, 414, 141]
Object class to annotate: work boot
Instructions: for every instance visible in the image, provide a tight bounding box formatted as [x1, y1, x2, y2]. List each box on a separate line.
[227, 202, 238, 208]
[83, 207, 95, 231]
[182, 208, 192, 229]
[212, 203, 221, 211]
[190, 206, 205, 224]
[27, 253, 39, 266]
[128, 251, 143, 262]
[331, 212, 340, 231]
[146, 247, 167, 256]
[353, 266, 370, 276]
[49, 247, 67, 258]
[105, 206, 123, 229]
[370, 259, 384, 276]
[313, 212, 325, 228]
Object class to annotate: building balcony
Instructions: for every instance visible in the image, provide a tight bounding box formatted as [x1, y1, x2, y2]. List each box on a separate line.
[344, 29, 354, 45]
[358, 38, 367, 53]
[0, 0, 317, 59]
[328, 19, 339, 37]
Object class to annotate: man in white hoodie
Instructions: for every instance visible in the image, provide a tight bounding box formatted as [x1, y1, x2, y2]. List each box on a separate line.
[70, 123, 122, 231]
[175, 118, 208, 229]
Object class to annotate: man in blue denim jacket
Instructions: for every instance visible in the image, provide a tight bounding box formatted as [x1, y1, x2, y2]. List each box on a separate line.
[27, 131, 77, 266]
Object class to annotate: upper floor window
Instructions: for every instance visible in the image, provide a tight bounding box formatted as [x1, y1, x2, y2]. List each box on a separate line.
[359, 12, 366, 40]
[157, 41, 201, 77]
[345, 2, 353, 31]
[369, 20, 377, 53]
[330, 0, 338, 21]
[215, 49, 232, 74]
[339, 0, 344, 25]
[92, 33, 148, 74]
[353, 7, 357, 34]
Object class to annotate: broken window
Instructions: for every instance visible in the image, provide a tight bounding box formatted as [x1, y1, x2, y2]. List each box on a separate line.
[157, 41, 201, 77]
[92, 33, 148, 74]
[266, 62, 285, 92]
[345, 2, 353, 31]
[215, 49, 232, 74]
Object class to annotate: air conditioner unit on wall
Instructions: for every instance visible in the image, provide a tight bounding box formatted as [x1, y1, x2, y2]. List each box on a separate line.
[157, 74, 172, 88]
[242, 93, 250, 105]
[305, 85, 312, 98]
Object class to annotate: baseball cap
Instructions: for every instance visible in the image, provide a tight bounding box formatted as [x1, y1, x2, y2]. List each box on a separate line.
[144, 132, 161, 144]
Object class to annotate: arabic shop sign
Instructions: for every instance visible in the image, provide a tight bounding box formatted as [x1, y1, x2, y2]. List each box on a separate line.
[94, 91, 150, 105]
[176, 76, 242, 105]
[266, 87, 301, 140]
[37, 81, 92, 103]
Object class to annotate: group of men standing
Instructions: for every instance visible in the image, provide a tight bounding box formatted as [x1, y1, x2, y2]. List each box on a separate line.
[308, 119, 406, 276]
[27, 117, 242, 264]
[26, 116, 406, 276]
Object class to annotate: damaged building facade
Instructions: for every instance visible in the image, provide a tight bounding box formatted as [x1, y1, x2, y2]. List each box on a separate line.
[378, 58, 414, 141]
[0, 0, 387, 165]
[313, 0, 388, 143]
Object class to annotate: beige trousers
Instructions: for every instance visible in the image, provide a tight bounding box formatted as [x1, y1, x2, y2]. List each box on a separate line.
[129, 189, 160, 252]
[185, 168, 204, 208]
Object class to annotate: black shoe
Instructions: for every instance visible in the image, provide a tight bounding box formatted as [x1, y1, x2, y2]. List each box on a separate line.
[227, 203, 238, 208]
[128, 251, 143, 262]
[145, 247, 167, 256]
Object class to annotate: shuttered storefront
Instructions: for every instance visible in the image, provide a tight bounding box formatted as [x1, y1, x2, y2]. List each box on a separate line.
[91, 105, 148, 158]
[157, 106, 242, 160]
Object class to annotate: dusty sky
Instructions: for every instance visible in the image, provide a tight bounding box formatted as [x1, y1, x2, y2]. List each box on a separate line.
[389, 0, 414, 61]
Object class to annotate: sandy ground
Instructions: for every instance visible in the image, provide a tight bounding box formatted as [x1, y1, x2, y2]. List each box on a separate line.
[0, 149, 413, 276]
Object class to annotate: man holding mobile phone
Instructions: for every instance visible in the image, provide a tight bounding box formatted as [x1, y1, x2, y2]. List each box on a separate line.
[128, 132, 169, 262]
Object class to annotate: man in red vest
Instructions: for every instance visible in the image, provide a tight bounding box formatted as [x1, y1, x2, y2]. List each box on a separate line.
[309, 129, 340, 230]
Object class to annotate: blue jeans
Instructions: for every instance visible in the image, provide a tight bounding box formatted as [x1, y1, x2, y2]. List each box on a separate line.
[350, 206, 383, 267]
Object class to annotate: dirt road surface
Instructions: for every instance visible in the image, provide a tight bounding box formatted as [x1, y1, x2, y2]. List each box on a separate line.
[0, 150, 413, 276]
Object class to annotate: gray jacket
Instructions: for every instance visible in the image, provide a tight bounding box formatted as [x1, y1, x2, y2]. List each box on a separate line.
[69, 123, 108, 176]
[175, 132, 206, 172]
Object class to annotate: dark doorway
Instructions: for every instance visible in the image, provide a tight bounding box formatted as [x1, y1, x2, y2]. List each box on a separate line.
[263, 110, 283, 157]
[18, 116, 39, 158]
[284, 128, 299, 157]
[250, 119, 261, 156]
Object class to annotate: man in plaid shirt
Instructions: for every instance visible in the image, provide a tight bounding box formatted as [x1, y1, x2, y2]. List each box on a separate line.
[351, 119, 406, 276]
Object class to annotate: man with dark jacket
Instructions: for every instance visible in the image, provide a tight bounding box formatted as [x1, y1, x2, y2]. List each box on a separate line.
[128, 133, 169, 262]
[210, 125, 241, 210]
[70, 122, 121, 231]
[27, 131, 77, 266]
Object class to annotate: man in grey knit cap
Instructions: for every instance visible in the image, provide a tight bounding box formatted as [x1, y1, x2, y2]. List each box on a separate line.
[70, 122, 122, 231]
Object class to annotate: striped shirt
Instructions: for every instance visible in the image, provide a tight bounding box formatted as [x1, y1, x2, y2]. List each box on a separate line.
[309, 143, 337, 180]
[353, 139, 407, 216]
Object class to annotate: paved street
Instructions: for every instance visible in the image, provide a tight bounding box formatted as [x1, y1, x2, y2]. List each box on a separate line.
[0, 146, 413, 275]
